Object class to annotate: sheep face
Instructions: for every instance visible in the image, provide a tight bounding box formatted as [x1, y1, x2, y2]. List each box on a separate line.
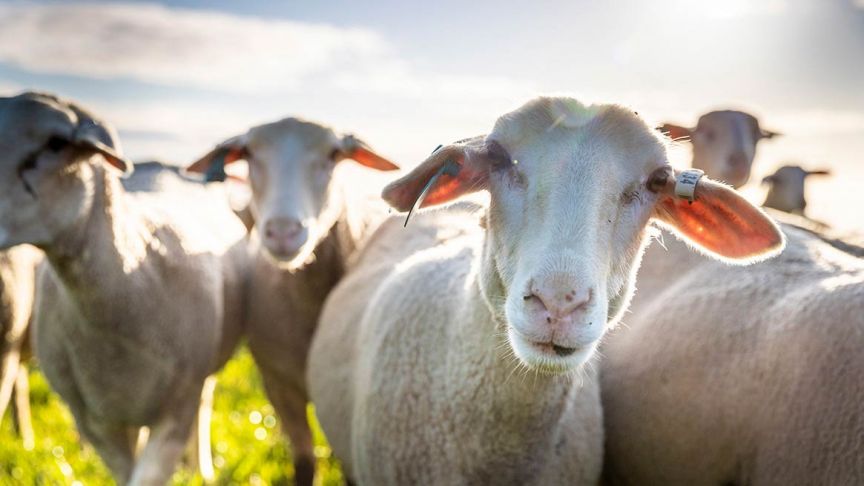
[485, 100, 669, 372]
[762, 165, 830, 215]
[187, 119, 397, 269]
[663, 111, 779, 188]
[384, 97, 784, 374]
[245, 121, 346, 266]
[0, 92, 130, 249]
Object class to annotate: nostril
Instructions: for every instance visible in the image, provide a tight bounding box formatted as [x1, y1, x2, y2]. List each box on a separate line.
[528, 286, 592, 320]
[523, 293, 546, 309]
[729, 153, 747, 167]
[265, 219, 304, 240]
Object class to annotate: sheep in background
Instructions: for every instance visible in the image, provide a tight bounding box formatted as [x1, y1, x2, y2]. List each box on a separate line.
[309, 96, 784, 484]
[0, 92, 249, 484]
[187, 118, 398, 486]
[762, 164, 831, 216]
[659, 110, 780, 188]
[758, 167, 864, 257]
[0, 245, 42, 450]
[602, 219, 864, 484]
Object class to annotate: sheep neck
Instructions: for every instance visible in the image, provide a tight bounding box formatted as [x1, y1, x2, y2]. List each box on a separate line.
[247, 196, 364, 382]
[43, 166, 162, 319]
[255, 185, 386, 330]
[254, 219, 346, 339]
[441, 236, 588, 457]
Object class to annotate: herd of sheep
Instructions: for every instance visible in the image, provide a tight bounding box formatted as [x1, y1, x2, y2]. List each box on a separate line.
[0, 91, 861, 485]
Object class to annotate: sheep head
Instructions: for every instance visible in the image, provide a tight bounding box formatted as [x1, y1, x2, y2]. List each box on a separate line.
[384, 96, 784, 373]
[188, 118, 398, 269]
[0, 91, 130, 249]
[660, 110, 780, 188]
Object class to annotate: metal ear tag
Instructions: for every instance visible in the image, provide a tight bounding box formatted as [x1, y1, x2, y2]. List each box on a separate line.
[675, 168, 704, 203]
[403, 158, 461, 227]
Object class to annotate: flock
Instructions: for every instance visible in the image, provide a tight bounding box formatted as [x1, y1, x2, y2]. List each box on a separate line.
[0, 90, 861, 486]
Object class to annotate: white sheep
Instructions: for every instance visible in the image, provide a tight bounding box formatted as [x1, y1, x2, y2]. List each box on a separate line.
[762, 164, 830, 216]
[660, 110, 780, 188]
[308, 96, 784, 484]
[0, 245, 42, 450]
[0, 92, 249, 484]
[187, 117, 398, 486]
[602, 222, 864, 485]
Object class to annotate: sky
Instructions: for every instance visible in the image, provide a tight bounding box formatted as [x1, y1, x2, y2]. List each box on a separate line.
[0, 0, 862, 231]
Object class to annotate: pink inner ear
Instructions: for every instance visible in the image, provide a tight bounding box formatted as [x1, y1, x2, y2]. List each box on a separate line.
[658, 123, 692, 142]
[657, 180, 784, 261]
[186, 147, 244, 173]
[382, 146, 486, 212]
[350, 147, 400, 171]
[100, 153, 132, 174]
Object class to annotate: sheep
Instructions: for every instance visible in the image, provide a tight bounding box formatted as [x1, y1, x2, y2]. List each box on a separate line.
[660, 110, 780, 188]
[121, 159, 238, 480]
[0, 244, 42, 450]
[601, 222, 864, 485]
[762, 164, 830, 216]
[187, 117, 398, 486]
[308, 96, 784, 485]
[0, 92, 249, 485]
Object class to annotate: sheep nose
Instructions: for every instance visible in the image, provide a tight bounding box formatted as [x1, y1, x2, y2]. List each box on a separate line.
[728, 151, 748, 169]
[262, 217, 308, 259]
[265, 218, 303, 241]
[524, 281, 593, 323]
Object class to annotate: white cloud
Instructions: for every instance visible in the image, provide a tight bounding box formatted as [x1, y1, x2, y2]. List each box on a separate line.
[331, 63, 533, 100]
[0, 2, 533, 99]
[0, 2, 386, 93]
[0, 2, 536, 163]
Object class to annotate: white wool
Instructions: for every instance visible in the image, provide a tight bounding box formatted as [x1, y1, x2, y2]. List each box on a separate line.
[602, 226, 864, 484]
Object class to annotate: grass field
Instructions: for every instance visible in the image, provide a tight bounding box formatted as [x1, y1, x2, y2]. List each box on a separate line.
[0, 347, 346, 485]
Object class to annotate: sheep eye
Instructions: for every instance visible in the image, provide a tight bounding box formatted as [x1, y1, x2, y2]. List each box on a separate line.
[45, 136, 70, 153]
[486, 140, 512, 170]
[647, 167, 671, 193]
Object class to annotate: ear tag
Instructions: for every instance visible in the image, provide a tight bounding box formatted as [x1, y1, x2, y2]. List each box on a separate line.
[403, 158, 461, 227]
[204, 151, 228, 182]
[675, 168, 704, 203]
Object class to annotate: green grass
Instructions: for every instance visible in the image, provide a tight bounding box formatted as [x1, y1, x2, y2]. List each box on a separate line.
[0, 347, 346, 485]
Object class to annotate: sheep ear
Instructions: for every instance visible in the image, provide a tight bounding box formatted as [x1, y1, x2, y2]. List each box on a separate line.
[342, 135, 399, 171]
[72, 115, 133, 176]
[657, 123, 692, 142]
[652, 170, 785, 263]
[382, 138, 487, 212]
[760, 129, 781, 139]
[186, 136, 247, 182]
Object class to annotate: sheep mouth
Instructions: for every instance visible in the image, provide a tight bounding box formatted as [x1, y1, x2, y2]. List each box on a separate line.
[528, 340, 579, 357]
[506, 327, 594, 373]
[263, 246, 303, 262]
[262, 242, 317, 272]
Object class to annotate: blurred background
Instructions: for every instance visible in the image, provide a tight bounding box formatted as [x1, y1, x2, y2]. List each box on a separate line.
[1, 1, 862, 483]
[0, 0, 861, 232]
